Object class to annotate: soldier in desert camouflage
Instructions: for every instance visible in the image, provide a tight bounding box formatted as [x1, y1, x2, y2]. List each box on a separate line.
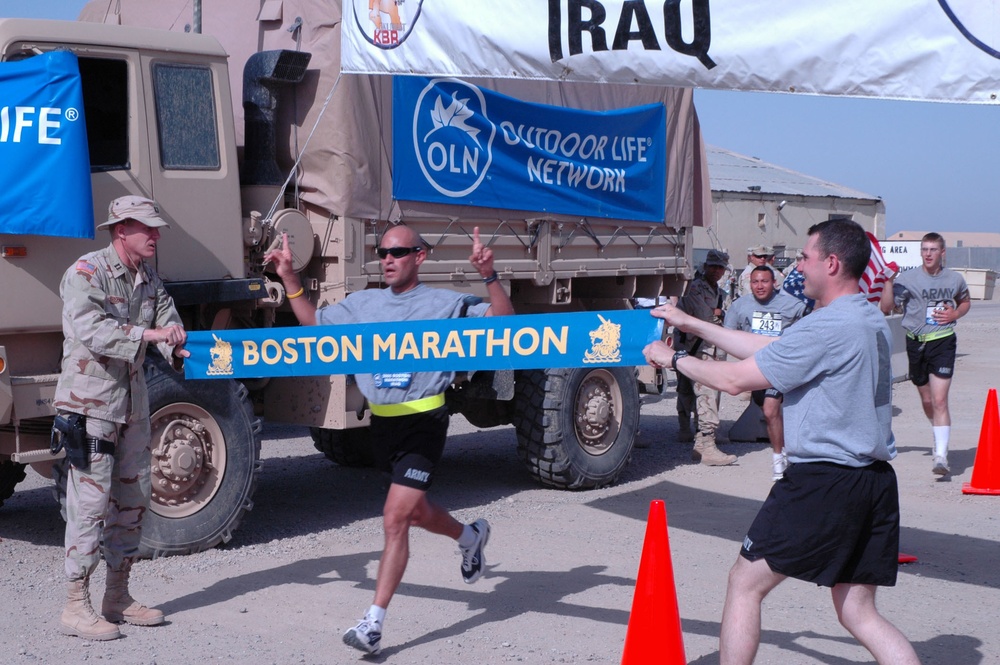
[53, 196, 189, 640]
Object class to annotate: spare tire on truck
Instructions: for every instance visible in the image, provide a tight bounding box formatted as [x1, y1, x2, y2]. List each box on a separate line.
[512, 366, 639, 490]
[139, 355, 262, 557]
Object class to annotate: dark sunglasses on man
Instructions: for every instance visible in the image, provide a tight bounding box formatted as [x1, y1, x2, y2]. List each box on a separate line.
[376, 246, 424, 259]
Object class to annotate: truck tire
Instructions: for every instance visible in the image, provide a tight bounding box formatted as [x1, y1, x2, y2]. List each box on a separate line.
[513, 367, 638, 490]
[139, 359, 262, 557]
[311, 427, 375, 467]
[0, 460, 28, 508]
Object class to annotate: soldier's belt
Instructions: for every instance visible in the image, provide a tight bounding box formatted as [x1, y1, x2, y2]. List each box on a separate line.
[369, 393, 446, 418]
[906, 329, 955, 343]
[85, 438, 116, 455]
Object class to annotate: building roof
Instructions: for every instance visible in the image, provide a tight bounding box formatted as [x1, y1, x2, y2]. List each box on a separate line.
[887, 231, 1000, 248]
[707, 145, 881, 201]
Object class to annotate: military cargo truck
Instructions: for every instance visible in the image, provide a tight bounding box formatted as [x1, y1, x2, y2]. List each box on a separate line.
[0, 2, 709, 556]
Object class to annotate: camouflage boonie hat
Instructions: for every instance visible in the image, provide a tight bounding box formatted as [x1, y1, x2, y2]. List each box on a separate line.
[703, 249, 729, 268]
[97, 195, 169, 230]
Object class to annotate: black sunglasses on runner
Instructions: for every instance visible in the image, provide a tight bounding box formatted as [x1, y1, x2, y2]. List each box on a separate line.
[376, 246, 424, 259]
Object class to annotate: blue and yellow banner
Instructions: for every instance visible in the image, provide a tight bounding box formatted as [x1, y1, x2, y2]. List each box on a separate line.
[184, 311, 663, 380]
[393, 77, 667, 223]
[0, 51, 93, 238]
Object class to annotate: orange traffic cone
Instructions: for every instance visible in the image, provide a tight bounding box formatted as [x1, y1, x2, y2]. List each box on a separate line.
[621, 500, 686, 665]
[963, 388, 1000, 495]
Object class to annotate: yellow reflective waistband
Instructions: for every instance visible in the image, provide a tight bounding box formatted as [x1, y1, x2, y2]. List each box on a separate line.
[369, 393, 446, 417]
[906, 329, 955, 343]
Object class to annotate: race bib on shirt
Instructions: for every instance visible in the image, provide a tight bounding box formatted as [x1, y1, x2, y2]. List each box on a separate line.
[373, 372, 412, 389]
[925, 301, 949, 325]
[751, 312, 782, 337]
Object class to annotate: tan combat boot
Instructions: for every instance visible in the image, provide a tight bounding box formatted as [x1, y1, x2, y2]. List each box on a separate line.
[60, 578, 121, 640]
[693, 440, 737, 466]
[102, 568, 165, 626]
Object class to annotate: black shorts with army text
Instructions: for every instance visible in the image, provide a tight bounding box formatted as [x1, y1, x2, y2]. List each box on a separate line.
[740, 460, 899, 588]
[370, 406, 449, 491]
[906, 334, 957, 387]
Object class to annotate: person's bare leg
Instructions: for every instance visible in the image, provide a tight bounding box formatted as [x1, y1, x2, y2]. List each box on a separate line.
[762, 397, 784, 455]
[372, 483, 463, 609]
[926, 375, 952, 426]
[719, 556, 785, 665]
[832, 583, 921, 664]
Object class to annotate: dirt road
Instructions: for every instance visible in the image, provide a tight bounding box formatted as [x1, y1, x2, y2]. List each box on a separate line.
[2, 303, 998, 664]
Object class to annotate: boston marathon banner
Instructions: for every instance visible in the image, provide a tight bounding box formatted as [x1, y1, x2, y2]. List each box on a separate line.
[392, 77, 667, 222]
[184, 310, 663, 380]
[343, 0, 1000, 104]
[0, 51, 93, 238]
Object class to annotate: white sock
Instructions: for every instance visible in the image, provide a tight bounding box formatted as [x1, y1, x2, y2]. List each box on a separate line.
[772, 452, 784, 462]
[366, 605, 386, 625]
[933, 426, 950, 458]
[457, 524, 476, 549]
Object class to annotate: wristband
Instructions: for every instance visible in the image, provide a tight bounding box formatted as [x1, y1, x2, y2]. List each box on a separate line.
[483, 271, 499, 285]
[671, 349, 689, 371]
[286, 286, 305, 300]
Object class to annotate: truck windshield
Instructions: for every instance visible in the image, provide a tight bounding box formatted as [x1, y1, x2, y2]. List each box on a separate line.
[79, 57, 129, 172]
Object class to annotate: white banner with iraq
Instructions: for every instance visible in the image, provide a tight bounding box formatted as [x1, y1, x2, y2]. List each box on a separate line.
[184, 311, 663, 380]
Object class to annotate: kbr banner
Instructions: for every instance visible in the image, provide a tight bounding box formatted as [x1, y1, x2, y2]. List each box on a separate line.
[344, 0, 1000, 105]
[392, 77, 667, 223]
[0, 51, 93, 238]
[184, 310, 663, 380]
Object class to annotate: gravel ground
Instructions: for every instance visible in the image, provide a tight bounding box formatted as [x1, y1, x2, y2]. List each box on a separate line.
[2, 303, 999, 664]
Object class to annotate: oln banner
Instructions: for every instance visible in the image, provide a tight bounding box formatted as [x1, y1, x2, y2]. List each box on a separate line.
[184, 310, 663, 380]
[392, 77, 667, 222]
[0, 51, 93, 238]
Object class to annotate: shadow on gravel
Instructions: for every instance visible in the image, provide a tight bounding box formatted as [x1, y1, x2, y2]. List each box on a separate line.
[586, 480, 1000, 590]
[681, 619, 984, 665]
[0, 486, 62, 548]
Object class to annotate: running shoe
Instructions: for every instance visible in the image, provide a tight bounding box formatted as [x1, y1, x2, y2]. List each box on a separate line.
[460, 519, 490, 584]
[343, 616, 382, 655]
[932, 455, 950, 476]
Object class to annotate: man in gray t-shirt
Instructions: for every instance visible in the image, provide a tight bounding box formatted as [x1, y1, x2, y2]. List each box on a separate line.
[265, 225, 513, 656]
[880, 232, 970, 476]
[724, 265, 806, 480]
[644, 219, 918, 665]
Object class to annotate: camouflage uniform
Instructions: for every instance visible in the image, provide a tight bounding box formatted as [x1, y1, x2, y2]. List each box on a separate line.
[674, 273, 725, 446]
[54, 243, 182, 581]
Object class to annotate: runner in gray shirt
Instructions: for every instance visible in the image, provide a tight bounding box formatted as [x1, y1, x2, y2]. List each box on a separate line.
[724, 265, 806, 479]
[880, 231, 970, 475]
[644, 219, 917, 665]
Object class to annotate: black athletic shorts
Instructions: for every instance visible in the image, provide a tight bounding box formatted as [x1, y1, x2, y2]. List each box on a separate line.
[369, 406, 449, 491]
[751, 388, 782, 406]
[740, 460, 899, 587]
[906, 334, 957, 386]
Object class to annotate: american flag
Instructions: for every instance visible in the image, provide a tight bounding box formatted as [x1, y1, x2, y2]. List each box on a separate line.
[858, 233, 899, 304]
[782, 268, 815, 315]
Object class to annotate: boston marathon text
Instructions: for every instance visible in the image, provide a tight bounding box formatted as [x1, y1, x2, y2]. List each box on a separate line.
[548, 0, 716, 70]
[242, 327, 571, 367]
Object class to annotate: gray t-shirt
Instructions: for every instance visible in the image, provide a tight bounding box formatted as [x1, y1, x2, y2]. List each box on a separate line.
[724, 289, 806, 337]
[755, 294, 895, 467]
[893, 267, 969, 337]
[316, 283, 490, 405]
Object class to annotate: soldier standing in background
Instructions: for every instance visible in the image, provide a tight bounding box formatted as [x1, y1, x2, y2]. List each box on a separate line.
[53, 196, 188, 640]
[673, 249, 738, 466]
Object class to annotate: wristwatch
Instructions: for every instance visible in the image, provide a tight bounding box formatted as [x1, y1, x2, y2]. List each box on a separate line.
[671, 349, 689, 371]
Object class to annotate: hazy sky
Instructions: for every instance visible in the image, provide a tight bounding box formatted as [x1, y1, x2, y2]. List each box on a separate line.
[4, 0, 999, 236]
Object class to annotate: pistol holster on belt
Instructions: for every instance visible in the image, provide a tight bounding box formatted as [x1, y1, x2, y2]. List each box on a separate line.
[51, 413, 115, 471]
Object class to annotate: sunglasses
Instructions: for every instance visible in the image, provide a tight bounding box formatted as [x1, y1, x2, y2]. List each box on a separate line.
[376, 246, 424, 259]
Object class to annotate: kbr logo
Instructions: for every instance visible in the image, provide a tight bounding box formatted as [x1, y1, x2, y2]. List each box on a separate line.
[938, 0, 1000, 59]
[411, 79, 495, 198]
[353, 0, 423, 49]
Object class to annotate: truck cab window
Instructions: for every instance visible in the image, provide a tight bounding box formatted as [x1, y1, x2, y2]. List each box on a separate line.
[152, 63, 220, 170]
[78, 57, 129, 171]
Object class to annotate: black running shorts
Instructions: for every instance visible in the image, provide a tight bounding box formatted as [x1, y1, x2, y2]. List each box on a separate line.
[906, 334, 957, 387]
[751, 388, 782, 406]
[740, 460, 899, 587]
[370, 406, 449, 491]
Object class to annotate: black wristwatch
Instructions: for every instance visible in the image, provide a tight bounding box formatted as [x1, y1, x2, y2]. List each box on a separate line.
[671, 349, 689, 371]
